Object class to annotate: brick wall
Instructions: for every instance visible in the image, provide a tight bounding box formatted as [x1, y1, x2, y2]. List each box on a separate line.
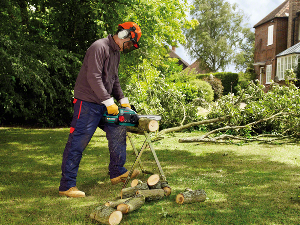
[288, 0, 300, 47]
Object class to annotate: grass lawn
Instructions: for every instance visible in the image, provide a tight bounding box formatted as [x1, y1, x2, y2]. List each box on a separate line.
[0, 127, 300, 224]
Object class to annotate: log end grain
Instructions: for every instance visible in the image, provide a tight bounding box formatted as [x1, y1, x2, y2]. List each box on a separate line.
[117, 204, 129, 214]
[147, 174, 160, 186]
[163, 186, 172, 196]
[176, 193, 184, 204]
[109, 211, 123, 225]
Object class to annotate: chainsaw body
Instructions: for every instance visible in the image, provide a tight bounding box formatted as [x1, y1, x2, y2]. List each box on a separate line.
[102, 107, 161, 126]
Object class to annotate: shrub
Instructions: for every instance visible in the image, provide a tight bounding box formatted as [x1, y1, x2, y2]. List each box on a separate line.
[203, 75, 224, 100]
[190, 79, 214, 103]
[196, 72, 239, 95]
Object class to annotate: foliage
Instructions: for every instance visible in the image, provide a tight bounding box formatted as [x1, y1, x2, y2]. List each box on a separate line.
[233, 27, 255, 72]
[196, 72, 239, 95]
[190, 79, 214, 103]
[0, 0, 197, 127]
[207, 81, 300, 137]
[0, 35, 81, 127]
[203, 76, 224, 100]
[184, 0, 252, 72]
[125, 75, 199, 129]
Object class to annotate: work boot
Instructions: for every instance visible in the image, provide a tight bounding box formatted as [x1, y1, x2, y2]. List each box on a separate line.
[59, 187, 86, 198]
[110, 169, 140, 185]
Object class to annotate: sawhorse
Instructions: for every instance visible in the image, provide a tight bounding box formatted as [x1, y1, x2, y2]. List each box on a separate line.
[122, 131, 166, 189]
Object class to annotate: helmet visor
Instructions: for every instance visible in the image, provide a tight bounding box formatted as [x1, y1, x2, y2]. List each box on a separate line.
[123, 40, 139, 53]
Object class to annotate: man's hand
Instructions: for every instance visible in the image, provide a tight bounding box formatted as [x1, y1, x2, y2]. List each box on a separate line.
[107, 104, 119, 115]
[121, 103, 131, 109]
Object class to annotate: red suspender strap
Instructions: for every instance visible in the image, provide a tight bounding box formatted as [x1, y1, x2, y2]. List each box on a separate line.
[78, 101, 82, 119]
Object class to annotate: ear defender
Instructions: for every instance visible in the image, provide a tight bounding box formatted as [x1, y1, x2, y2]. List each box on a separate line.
[118, 29, 130, 39]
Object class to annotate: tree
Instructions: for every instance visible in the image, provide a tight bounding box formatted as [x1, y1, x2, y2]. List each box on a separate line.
[184, 0, 252, 72]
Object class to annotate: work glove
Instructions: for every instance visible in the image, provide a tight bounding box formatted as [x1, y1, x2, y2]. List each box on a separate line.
[121, 103, 131, 109]
[119, 97, 131, 109]
[107, 103, 119, 115]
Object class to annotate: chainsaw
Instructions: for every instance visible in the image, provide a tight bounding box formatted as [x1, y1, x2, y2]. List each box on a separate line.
[101, 107, 161, 126]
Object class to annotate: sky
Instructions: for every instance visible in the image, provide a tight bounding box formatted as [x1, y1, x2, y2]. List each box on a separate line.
[175, 0, 286, 71]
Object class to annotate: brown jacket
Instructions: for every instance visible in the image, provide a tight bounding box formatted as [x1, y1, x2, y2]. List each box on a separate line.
[74, 35, 124, 105]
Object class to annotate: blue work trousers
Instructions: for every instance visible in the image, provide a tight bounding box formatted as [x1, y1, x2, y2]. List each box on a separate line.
[59, 99, 127, 191]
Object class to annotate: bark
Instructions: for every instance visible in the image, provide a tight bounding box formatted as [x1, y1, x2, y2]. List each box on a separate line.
[136, 189, 165, 201]
[90, 205, 122, 225]
[105, 198, 131, 208]
[121, 183, 149, 199]
[179, 112, 285, 143]
[176, 189, 206, 204]
[117, 194, 145, 214]
[157, 116, 229, 136]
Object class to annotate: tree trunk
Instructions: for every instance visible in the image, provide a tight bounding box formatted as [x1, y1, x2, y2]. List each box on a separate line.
[121, 182, 149, 199]
[105, 198, 131, 208]
[90, 205, 122, 225]
[136, 189, 165, 201]
[117, 194, 145, 214]
[176, 189, 206, 204]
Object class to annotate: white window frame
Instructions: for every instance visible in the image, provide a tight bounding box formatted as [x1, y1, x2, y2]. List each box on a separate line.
[259, 67, 264, 84]
[276, 54, 299, 80]
[266, 65, 272, 84]
[268, 25, 274, 46]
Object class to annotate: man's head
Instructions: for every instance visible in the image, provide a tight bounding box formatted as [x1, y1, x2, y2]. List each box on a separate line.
[114, 22, 142, 53]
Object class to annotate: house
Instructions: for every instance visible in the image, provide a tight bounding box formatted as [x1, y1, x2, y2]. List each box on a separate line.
[169, 46, 190, 70]
[184, 59, 212, 75]
[253, 0, 300, 90]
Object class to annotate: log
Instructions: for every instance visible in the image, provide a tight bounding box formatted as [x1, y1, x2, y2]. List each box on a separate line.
[117, 194, 145, 214]
[121, 182, 149, 199]
[161, 181, 172, 196]
[105, 198, 131, 208]
[90, 205, 122, 225]
[147, 174, 160, 187]
[131, 179, 144, 187]
[176, 189, 206, 204]
[127, 118, 159, 133]
[136, 189, 165, 201]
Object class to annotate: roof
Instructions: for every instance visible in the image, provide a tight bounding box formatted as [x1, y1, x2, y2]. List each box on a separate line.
[276, 41, 300, 57]
[169, 49, 189, 69]
[184, 59, 211, 75]
[253, 0, 289, 28]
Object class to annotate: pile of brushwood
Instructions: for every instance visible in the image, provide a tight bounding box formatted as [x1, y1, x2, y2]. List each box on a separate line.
[90, 174, 206, 224]
[155, 81, 300, 144]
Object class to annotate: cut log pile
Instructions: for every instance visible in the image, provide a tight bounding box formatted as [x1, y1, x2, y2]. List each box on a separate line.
[90, 174, 206, 224]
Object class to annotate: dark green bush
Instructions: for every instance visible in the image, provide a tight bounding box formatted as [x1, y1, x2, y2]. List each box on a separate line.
[196, 72, 239, 95]
[203, 76, 224, 100]
[0, 37, 81, 127]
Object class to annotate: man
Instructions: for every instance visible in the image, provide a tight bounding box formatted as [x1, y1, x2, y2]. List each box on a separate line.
[59, 22, 142, 198]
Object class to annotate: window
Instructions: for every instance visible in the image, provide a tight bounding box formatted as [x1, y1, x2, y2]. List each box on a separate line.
[259, 67, 264, 84]
[276, 54, 299, 80]
[268, 25, 274, 46]
[266, 65, 272, 84]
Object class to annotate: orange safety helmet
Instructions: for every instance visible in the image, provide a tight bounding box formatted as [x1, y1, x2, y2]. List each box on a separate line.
[118, 22, 142, 42]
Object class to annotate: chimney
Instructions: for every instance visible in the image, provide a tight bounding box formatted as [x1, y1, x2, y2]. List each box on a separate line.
[172, 46, 176, 51]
